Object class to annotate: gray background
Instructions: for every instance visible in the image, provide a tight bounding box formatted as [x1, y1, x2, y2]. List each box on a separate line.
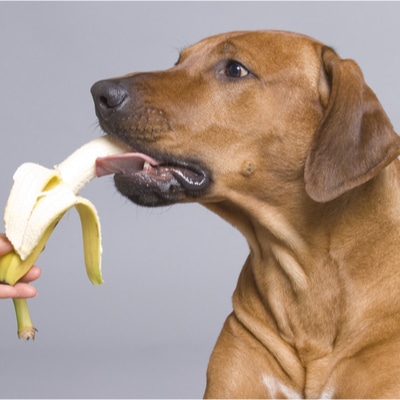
[1, 1, 399, 398]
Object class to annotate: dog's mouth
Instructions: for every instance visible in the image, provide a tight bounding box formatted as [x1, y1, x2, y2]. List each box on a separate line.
[96, 151, 210, 206]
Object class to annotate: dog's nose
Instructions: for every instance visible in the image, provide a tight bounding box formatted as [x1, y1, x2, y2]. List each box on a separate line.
[91, 80, 130, 120]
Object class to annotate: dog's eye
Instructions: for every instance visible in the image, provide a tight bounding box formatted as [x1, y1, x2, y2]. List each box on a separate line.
[225, 61, 249, 78]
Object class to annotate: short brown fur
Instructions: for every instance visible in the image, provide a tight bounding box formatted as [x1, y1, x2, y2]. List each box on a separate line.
[92, 31, 400, 398]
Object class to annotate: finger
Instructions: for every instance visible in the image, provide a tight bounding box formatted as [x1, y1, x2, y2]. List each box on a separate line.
[12, 282, 38, 299]
[0, 284, 17, 299]
[0, 233, 13, 255]
[19, 266, 42, 283]
[0, 283, 37, 299]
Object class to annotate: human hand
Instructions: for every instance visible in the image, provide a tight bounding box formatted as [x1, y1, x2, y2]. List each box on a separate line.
[0, 234, 41, 299]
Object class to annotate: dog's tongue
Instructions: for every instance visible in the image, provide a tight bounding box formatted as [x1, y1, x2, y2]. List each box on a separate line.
[95, 153, 161, 177]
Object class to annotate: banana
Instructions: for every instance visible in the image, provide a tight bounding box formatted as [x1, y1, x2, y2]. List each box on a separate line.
[0, 135, 130, 339]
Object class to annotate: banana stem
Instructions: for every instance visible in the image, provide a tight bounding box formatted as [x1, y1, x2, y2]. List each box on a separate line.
[12, 298, 37, 340]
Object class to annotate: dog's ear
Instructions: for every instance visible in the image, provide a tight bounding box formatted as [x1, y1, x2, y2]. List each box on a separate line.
[304, 46, 400, 202]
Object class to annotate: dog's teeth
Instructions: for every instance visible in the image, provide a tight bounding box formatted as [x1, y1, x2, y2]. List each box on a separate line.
[143, 161, 152, 171]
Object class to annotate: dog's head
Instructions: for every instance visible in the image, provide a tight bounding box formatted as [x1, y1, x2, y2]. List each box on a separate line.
[92, 30, 400, 208]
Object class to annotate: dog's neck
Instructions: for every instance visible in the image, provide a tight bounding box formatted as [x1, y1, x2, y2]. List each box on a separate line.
[205, 161, 400, 365]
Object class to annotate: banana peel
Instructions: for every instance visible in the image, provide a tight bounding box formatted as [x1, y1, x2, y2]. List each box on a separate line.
[0, 135, 129, 339]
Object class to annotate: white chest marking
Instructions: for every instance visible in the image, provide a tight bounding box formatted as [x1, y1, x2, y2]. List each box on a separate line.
[261, 373, 301, 398]
[320, 385, 334, 399]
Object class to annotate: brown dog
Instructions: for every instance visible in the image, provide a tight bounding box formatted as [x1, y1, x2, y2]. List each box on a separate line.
[91, 31, 400, 398]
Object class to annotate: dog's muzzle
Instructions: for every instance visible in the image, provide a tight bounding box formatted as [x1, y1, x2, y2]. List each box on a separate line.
[90, 78, 211, 207]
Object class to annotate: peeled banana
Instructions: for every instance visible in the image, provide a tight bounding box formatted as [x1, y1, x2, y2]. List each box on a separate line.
[0, 135, 129, 339]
